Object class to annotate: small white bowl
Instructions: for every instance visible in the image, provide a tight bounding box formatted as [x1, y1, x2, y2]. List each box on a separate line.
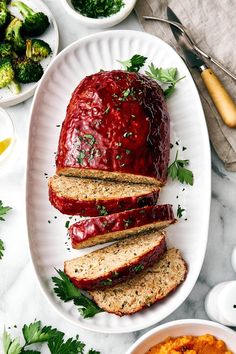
[126, 319, 236, 354]
[0, 108, 14, 163]
[61, 0, 137, 28]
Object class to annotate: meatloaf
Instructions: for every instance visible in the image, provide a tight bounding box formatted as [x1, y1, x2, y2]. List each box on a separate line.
[64, 231, 166, 290]
[89, 248, 187, 316]
[48, 175, 160, 216]
[69, 204, 175, 249]
[56, 70, 170, 186]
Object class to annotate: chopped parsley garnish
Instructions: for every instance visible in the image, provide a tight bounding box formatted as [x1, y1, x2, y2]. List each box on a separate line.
[125, 149, 131, 154]
[123, 131, 133, 138]
[65, 221, 70, 229]
[83, 134, 96, 146]
[100, 279, 113, 286]
[0, 239, 4, 260]
[177, 205, 185, 218]
[119, 87, 135, 101]
[52, 269, 103, 318]
[168, 151, 194, 185]
[145, 64, 185, 98]
[77, 150, 86, 164]
[104, 106, 110, 114]
[97, 205, 108, 216]
[123, 218, 133, 228]
[0, 201, 12, 221]
[71, 0, 124, 18]
[116, 154, 121, 160]
[118, 54, 147, 72]
[134, 264, 144, 272]
[2, 320, 100, 354]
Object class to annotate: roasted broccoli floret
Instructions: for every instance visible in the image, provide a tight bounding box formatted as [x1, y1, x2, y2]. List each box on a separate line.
[14, 57, 43, 83]
[5, 17, 26, 54]
[0, 42, 12, 57]
[12, 1, 49, 36]
[0, 57, 20, 93]
[26, 38, 52, 62]
[0, 0, 10, 29]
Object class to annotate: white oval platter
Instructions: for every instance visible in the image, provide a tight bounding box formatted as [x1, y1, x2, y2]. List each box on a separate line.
[0, 0, 59, 108]
[26, 30, 211, 333]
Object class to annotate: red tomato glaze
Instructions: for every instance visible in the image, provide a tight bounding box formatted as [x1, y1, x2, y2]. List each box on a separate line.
[56, 70, 170, 184]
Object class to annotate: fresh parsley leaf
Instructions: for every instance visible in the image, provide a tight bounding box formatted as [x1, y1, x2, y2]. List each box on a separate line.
[164, 84, 176, 98]
[134, 264, 144, 272]
[74, 296, 103, 319]
[3, 323, 100, 354]
[47, 331, 85, 354]
[52, 269, 82, 302]
[145, 63, 185, 98]
[0, 201, 12, 221]
[168, 151, 194, 185]
[118, 54, 147, 72]
[22, 321, 60, 345]
[52, 269, 103, 318]
[0, 239, 4, 259]
[3, 328, 22, 354]
[177, 205, 185, 218]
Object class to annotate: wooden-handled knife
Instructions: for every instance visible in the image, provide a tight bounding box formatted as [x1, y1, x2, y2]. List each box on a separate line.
[165, 7, 236, 128]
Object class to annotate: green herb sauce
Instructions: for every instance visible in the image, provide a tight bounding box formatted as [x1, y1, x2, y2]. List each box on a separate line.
[71, 0, 125, 19]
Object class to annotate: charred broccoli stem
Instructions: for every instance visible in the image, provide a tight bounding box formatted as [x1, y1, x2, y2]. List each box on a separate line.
[13, 57, 43, 83]
[5, 17, 26, 54]
[0, 57, 20, 94]
[0, 42, 12, 57]
[0, 0, 10, 29]
[26, 38, 52, 62]
[12, 1, 49, 36]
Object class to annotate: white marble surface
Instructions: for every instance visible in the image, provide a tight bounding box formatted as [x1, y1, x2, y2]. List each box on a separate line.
[1, 1, 236, 353]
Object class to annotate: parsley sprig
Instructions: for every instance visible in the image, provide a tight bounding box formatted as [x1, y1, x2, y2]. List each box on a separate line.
[0, 239, 4, 260]
[0, 200, 12, 260]
[168, 151, 194, 185]
[145, 64, 185, 97]
[0, 200, 12, 221]
[3, 321, 100, 354]
[52, 269, 103, 318]
[118, 54, 147, 72]
[177, 204, 185, 218]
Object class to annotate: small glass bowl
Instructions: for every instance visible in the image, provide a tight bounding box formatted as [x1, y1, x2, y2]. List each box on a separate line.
[0, 107, 15, 163]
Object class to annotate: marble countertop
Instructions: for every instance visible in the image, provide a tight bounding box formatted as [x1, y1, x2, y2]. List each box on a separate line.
[1, 1, 236, 353]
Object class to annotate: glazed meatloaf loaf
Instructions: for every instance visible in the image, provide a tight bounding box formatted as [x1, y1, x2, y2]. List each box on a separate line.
[64, 231, 166, 290]
[49, 175, 160, 216]
[89, 248, 187, 316]
[69, 204, 175, 249]
[56, 70, 170, 187]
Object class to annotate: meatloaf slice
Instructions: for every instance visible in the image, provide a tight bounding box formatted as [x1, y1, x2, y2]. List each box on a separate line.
[89, 248, 187, 316]
[64, 231, 166, 290]
[69, 204, 175, 249]
[56, 70, 170, 187]
[48, 175, 160, 216]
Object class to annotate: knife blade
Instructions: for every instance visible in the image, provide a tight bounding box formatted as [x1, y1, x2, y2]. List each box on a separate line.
[167, 7, 205, 70]
[167, 6, 236, 128]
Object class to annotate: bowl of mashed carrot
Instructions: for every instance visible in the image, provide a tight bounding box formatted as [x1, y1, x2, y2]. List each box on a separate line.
[126, 320, 236, 354]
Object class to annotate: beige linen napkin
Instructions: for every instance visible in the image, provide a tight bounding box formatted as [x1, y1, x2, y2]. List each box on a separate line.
[136, 0, 236, 171]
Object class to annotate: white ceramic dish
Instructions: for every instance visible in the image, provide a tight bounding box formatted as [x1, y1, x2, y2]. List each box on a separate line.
[0, 0, 59, 108]
[126, 319, 236, 353]
[26, 30, 211, 333]
[0, 108, 14, 163]
[61, 0, 136, 28]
